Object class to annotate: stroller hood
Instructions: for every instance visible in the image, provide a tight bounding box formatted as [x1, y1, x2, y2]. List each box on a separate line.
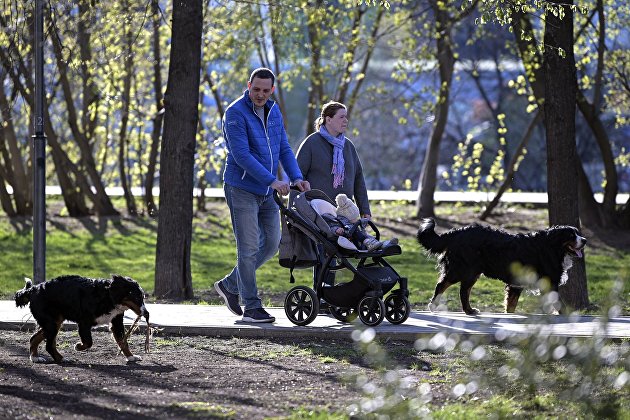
[292, 190, 338, 241]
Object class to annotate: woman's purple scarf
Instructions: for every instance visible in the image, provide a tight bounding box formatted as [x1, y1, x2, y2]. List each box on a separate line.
[319, 126, 345, 188]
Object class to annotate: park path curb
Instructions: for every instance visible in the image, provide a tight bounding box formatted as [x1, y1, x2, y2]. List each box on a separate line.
[0, 300, 630, 341]
[0, 301, 628, 342]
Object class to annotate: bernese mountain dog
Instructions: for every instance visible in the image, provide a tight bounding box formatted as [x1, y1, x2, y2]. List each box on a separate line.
[14, 274, 148, 363]
[417, 218, 587, 315]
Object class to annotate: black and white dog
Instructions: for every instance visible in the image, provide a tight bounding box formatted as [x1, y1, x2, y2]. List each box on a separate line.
[14, 274, 148, 363]
[417, 218, 587, 315]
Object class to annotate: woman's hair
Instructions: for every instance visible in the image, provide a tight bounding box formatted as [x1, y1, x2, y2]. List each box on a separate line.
[314, 101, 347, 131]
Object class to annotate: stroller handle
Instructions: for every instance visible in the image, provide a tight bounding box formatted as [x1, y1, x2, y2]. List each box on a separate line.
[347, 218, 380, 241]
[273, 184, 301, 208]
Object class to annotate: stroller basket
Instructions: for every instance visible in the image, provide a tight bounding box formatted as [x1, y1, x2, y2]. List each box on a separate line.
[321, 266, 398, 308]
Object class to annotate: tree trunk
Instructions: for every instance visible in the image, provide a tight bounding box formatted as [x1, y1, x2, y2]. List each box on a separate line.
[576, 160, 602, 227]
[481, 111, 541, 220]
[77, 1, 98, 139]
[195, 117, 207, 212]
[305, 0, 324, 136]
[511, 6, 623, 230]
[118, 0, 138, 216]
[0, 76, 30, 215]
[49, 17, 119, 216]
[544, 0, 589, 310]
[144, 0, 164, 217]
[267, 2, 288, 124]
[154, 0, 202, 300]
[346, 6, 384, 119]
[576, 90, 618, 224]
[416, 2, 455, 218]
[0, 22, 91, 216]
[337, 7, 365, 105]
[197, 72, 226, 213]
[0, 170, 16, 216]
[46, 125, 91, 216]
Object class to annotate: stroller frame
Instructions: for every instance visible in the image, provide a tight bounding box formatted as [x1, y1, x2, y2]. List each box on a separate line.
[275, 188, 410, 326]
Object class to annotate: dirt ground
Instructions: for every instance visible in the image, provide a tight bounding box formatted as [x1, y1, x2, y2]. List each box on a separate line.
[0, 329, 451, 419]
[2, 202, 628, 419]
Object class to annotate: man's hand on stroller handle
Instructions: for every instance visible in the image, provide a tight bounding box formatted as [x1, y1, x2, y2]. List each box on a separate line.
[271, 180, 291, 195]
[271, 179, 310, 196]
[293, 180, 310, 192]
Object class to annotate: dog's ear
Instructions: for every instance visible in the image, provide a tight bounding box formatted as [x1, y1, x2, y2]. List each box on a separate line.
[108, 274, 128, 290]
[109, 274, 140, 292]
[111, 274, 134, 285]
[546, 226, 577, 245]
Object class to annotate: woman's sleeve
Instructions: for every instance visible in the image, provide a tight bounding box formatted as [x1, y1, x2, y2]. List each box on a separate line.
[295, 138, 312, 180]
[276, 111, 303, 182]
[352, 147, 371, 216]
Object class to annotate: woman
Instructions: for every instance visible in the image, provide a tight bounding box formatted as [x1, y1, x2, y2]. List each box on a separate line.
[296, 101, 371, 218]
[296, 101, 372, 297]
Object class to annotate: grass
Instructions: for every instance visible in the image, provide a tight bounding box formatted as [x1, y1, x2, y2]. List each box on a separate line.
[441, 349, 630, 419]
[170, 402, 236, 418]
[345, 334, 630, 419]
[428, 395, 573, 419]
[1, 200, 629, 315]
[268, 408, 347, 420]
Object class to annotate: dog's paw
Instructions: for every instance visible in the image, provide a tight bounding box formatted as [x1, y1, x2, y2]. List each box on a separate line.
[126, 354, 142, 363]
[30, 355, 48, 363]
[428, 300, 448, 312]
[465, 308, 480, 316]
[75, 342, 89, 351]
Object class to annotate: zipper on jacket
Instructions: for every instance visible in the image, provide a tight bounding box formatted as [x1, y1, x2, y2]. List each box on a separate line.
[252, 102, 274, 194]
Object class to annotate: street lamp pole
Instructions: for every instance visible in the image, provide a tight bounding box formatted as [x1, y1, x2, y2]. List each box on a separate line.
[33, 0, 46, 284]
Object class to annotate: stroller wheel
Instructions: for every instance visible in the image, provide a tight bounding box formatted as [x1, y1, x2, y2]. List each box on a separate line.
[330, 306, 358, 323]
[357, 296, 385, 327]
[284, 286, 320, 326]
[384, 294, 411, 324]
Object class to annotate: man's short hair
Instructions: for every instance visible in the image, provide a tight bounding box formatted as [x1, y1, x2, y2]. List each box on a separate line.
[249, 67, 275, 86]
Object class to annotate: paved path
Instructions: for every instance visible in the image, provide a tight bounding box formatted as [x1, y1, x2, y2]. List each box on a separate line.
[1, 301, 628, 342]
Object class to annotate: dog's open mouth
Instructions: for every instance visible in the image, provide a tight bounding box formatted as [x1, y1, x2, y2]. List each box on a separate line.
[567, 243, 585, 258]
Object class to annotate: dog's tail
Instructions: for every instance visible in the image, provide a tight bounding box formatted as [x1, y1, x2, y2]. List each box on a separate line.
[14, 278, 34, 308]
[416, 218, 447, 253]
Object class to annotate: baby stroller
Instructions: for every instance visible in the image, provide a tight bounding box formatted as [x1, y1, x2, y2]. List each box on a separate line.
[275, 188, 410, 327]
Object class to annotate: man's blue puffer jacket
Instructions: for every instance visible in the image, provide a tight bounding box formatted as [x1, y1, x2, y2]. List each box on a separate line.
[222, 90, 303, 196]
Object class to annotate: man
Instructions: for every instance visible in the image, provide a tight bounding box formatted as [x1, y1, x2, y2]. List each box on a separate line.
[215, 68, 310, 323]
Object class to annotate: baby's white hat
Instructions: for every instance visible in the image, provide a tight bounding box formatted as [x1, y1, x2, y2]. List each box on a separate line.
[335, 194, 360, 221]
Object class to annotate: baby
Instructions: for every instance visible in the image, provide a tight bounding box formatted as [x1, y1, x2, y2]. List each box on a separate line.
[310, 194, 398, 251]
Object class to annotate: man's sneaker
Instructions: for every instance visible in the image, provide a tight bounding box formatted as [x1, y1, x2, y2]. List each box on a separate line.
[363, 237, 383, 251]
[214, 281, 243, 316]
[242, 308, 275, 323]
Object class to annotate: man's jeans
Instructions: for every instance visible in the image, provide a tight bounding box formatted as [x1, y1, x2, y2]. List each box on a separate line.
[221, 184, 280, 310]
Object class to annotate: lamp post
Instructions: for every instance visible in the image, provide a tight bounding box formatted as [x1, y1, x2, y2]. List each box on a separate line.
[33, 0, 46, 284]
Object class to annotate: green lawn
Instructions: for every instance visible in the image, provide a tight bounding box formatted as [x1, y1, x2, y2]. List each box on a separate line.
[1, 203, 628, 315]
